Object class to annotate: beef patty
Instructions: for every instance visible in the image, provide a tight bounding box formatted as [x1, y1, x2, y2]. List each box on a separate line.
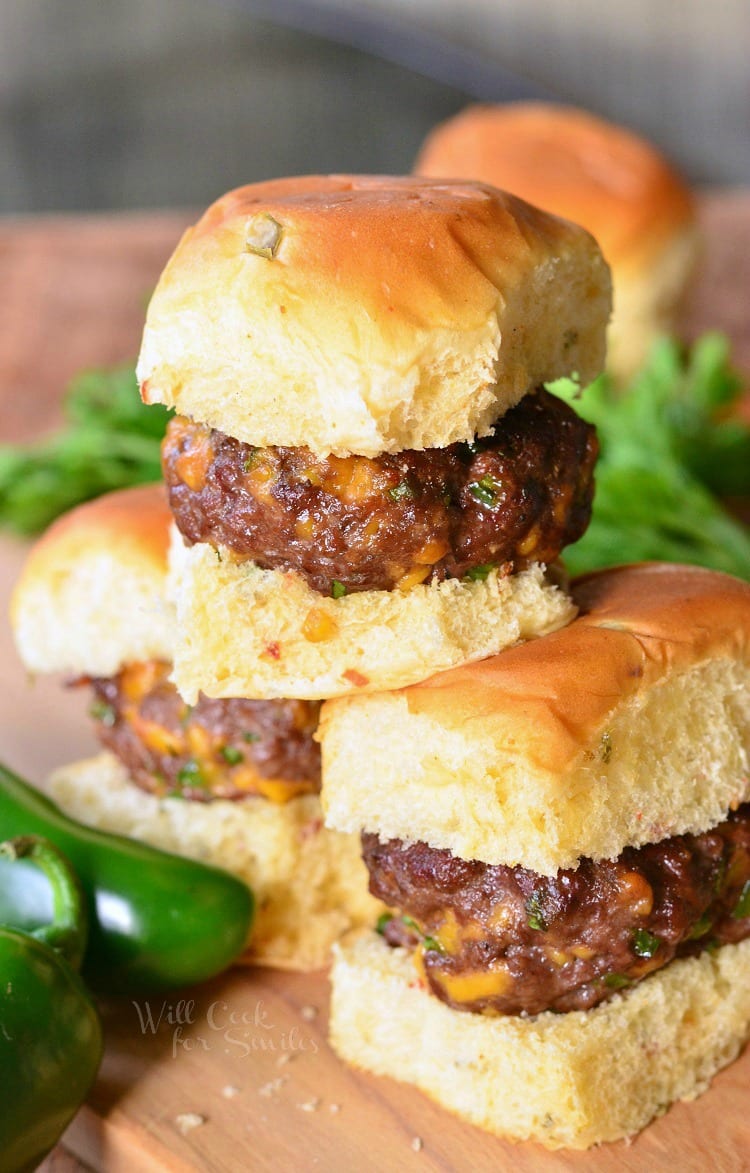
[86, 660, 321, 802]
[162, 388, 597, 595]
[364, 810, 750, 1016]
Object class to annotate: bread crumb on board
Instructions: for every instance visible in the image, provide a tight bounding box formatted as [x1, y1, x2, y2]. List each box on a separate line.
[175, 1113, 206, 1135]
[297, 1097, 321, 1113]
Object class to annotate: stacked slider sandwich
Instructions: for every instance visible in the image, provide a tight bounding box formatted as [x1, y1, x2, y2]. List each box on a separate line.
[11, 484, 382, 970]
[321, 563, 750, 1148]
[136, 175, 611, 701]
[415, 104, 699, 380]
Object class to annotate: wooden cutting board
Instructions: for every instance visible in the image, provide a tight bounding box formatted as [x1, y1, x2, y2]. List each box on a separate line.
[1, 195, 749, 1173]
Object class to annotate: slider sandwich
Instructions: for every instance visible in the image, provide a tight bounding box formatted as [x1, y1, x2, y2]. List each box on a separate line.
[137, 175, 611, 700]
[415, 104, 699, 380]
[11, 484, 382, 970]
[321, 564, 750, 1148]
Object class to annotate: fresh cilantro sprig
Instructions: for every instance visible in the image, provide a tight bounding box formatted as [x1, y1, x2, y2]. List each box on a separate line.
[0, 366, 170, 535]
[548, 334, 750, 581]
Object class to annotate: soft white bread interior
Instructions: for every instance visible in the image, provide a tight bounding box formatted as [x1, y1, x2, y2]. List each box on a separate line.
[47, 753, 382, 971]
[138, 175, 611, 457]
[330, 932, 750, 1150]
[168, 534, 576, 701]
[415, 104, 699, 379]
[320, 563, 750, 872]
[11, 484, 174, 676]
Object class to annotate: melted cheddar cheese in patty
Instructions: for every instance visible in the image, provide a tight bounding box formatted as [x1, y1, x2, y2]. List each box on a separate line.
[86, 660, 321, 802]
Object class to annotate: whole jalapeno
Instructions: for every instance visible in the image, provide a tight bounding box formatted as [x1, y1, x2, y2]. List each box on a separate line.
[0, 762, 254, 993]
[0, 835, 103, 1173]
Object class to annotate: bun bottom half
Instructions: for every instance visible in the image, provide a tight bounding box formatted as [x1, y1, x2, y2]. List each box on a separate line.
[47, 754, 382, 972]
[330, 932, 750, 1150]
[169, 536, 576, 701]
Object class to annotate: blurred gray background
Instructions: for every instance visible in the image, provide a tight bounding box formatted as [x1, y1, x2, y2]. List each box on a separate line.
[1, 0, 748, 215]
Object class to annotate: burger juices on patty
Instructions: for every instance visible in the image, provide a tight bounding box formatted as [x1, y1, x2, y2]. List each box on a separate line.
[163, 387, 597, 596]
[83, 660, 320, 802]
[365, 813, 750, 1017]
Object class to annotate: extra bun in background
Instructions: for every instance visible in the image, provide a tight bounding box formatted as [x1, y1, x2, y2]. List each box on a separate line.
[415, 104, 699, 379]
[323, 563, 750, 1147]
[10, 486, 382, 970]
[321, 562, 750, 873]
[138, 174, 610, 457]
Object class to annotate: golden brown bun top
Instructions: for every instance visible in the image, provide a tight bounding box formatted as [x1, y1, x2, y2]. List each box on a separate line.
[17, 483, 170, 584]
[185, 172, 590, 297]
[415, 105, 696, 270]
[407, 562, 750, 775]
[11, 484, 173, 676]
[137, 174, 611, 457]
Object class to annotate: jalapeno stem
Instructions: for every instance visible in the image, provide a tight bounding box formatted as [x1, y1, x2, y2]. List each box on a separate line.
[0, 835, 88, 972]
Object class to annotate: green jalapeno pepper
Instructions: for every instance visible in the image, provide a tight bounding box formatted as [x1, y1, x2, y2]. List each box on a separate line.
[0, 835, 103, 1173]
[0, 762, 254, 993]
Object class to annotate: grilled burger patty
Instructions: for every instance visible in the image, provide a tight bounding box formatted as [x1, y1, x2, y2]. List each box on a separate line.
[162, 388, 597, 595]
[364, 809, 750, 1016]
[86, 661, 321, 802]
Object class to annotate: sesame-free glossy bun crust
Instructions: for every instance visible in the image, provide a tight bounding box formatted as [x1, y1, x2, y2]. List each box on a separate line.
[321, 564, 750, 871]
[138, 175, 610, 456]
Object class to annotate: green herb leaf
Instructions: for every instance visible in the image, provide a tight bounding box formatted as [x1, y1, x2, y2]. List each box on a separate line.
[242, 731, 261, 744]
[422, 935, 444, 953]
[376, 913, 393, 936]
[732, 879, 750, 919]
[331, 579, 347, 599]
[547, 335, 750, 581]
[0, 365, 170, 535]
[176, 759, 206, 788]
[463, 563, 497, 582]
[88, 700, 116, 727]
[603, 972, 633, 990]
[219, 745, 244, 766]
[387, 480, 414, 502]
[525, 889, 549, 932]
[632, 928, 661, 958]
[686, 912, 713, 940]
[469, 474, 501, 508]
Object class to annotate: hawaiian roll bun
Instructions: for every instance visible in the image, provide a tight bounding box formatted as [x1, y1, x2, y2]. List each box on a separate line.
[11, 484, 174, 677]
[415, 105, 699, 379]
[320, 564, 750, 872]
[137, 175, 611, 457]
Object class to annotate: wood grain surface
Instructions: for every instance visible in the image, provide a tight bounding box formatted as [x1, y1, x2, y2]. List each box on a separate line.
[2, 194, 749, 1173]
